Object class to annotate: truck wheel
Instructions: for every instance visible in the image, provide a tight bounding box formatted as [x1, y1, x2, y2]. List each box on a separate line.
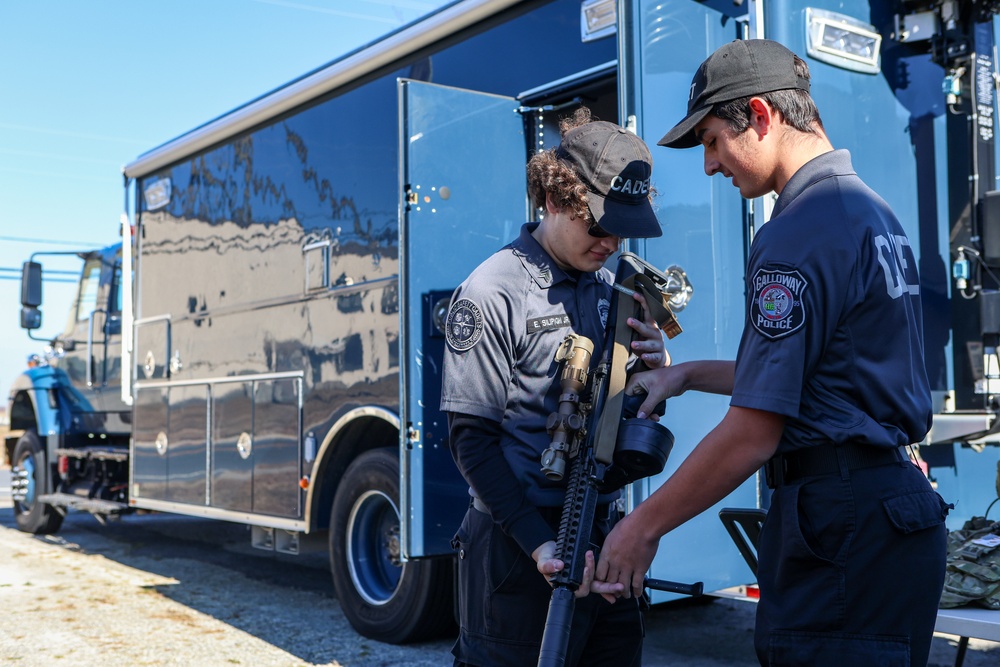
[11, 430, 63, 535]
[330, 447, 454, 643]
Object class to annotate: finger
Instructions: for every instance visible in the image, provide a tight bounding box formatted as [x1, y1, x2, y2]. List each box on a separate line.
[631, 292, 654, 325]
[594, 552, 610, 582]
[631, 574, 645, 600]
[591, 580, 625, 596]
[576, 551, 596, 598]
[630, 337, 659, 355]
[537, 558, 563, 577]
[640, 351, 662, 368]
[636, 397, 660, 420]
[627, 318, 654, 340]
[625, 375, 646, 396]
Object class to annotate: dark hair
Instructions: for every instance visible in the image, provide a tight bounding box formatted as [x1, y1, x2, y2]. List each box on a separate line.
[526, 107, 595, 222]
[712, 55, 824, 135]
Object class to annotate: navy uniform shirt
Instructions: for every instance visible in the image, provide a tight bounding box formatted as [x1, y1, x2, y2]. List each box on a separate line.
[441, 223, 614, 508]
[730, 150, 932, 453]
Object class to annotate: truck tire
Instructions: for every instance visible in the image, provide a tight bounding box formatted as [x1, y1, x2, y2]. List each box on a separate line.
[330, 447, 455, 643]
[11, 430, 64, 535]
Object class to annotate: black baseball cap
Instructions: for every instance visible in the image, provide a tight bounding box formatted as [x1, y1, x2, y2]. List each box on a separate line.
[555, 121, 662, 238]
[659, 39, 811, 149]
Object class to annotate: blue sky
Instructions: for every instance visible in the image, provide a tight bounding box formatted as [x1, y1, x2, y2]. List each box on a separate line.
[0, 0, 450, 407]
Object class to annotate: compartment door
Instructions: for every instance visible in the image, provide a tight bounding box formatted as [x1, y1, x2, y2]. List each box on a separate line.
[623, 0, 759, 599]
[399, 79, 525, 558]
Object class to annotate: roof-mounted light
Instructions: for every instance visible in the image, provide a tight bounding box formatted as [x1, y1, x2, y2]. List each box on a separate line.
[806, 8, 881, 75]
[581, 0, 616, 43]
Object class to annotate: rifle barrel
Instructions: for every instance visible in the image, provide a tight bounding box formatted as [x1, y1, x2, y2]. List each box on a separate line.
[537, 587, 575, 667]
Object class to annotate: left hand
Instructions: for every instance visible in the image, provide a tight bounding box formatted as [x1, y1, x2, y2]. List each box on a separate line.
[628, 291, 669, 370]
[594, 512, 660, 601]
[534, 540, 625, 602]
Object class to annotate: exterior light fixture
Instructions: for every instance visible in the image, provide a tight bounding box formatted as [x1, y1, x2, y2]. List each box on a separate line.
[806, 8, 881, 74]
[581, 0, 616, 43]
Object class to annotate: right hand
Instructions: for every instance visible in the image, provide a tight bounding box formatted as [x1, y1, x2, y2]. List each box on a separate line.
[625, 365, 687, 420]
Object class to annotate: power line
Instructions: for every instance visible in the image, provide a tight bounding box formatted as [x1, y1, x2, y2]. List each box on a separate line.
[0, 275, 76, 283]
[0, 266, 79, 276]
[0, 235, 95, 246]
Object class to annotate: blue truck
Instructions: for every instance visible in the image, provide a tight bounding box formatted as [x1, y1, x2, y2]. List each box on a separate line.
[8, 0, 1000, 644]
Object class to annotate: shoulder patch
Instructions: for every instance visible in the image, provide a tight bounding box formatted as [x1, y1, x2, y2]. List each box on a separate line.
[750, 267, 808, 340]
[446, 298, 484, 351]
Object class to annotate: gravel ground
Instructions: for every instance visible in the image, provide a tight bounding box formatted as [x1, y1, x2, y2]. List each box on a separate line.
[0, 468, 996, 667]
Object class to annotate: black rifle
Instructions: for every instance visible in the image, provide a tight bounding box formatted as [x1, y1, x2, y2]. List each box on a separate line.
[537, 253, 702, 667]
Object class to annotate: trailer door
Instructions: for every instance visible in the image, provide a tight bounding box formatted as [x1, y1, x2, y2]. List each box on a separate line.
[398, 79, 525, 558]
[622, 0, 760, 599]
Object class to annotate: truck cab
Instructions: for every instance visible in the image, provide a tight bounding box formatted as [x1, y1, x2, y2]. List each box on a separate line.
[6, 243, 130, 534]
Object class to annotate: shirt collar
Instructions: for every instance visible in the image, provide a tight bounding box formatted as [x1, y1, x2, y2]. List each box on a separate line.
[512, 222, 599, 289]
[772, 149, 855, 218]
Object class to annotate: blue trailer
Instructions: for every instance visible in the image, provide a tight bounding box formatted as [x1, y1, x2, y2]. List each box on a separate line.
[7, 0, 1000, 644]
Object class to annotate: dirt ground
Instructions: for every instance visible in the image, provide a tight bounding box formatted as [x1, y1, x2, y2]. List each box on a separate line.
[0, 468, 997, 667]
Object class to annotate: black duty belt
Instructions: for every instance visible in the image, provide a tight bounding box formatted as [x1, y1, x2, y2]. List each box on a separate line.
[471, 496, 611, 524]
[764, 443, 904, 488]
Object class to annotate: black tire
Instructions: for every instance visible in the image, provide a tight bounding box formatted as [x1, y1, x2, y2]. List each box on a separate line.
[11, 430, 64, 535]
[330, 447, 455, 643]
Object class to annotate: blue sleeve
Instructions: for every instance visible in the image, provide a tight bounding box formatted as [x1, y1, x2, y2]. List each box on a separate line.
[447, 412, 555, 556]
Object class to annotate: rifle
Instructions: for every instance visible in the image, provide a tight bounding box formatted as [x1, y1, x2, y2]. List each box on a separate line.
[537, 253, 702, 667]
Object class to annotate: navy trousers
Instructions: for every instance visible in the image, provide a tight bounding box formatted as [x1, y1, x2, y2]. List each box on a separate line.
[451, 504, 644, 667]
[755, 457, 949, 666]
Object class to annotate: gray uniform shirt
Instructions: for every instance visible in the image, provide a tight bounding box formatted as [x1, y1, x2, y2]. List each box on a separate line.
[440, 223, 613, 509]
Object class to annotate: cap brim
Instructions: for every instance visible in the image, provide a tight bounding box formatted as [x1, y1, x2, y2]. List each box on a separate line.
[588, 191, 662, 239]
[657, 105, 714, 149]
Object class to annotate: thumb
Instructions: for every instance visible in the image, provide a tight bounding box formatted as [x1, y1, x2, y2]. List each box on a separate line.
[636, 396, 662, 421]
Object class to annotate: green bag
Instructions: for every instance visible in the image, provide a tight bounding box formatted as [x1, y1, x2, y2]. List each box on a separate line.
[940, 517, 1000, 610]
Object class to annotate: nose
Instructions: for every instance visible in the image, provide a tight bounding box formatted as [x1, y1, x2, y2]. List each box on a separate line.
[704, 151, 721, 176]
[599, 235, 621, 251]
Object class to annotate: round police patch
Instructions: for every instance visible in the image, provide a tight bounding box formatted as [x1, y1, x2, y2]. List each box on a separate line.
[750, 267, 807, 340]
[598, 297, 611, 329]
[445, 298, 484, 351]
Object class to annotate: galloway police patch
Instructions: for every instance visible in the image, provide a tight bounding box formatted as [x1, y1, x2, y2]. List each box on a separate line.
[750, 267, 807, 340]
[445, 298, 484, 351]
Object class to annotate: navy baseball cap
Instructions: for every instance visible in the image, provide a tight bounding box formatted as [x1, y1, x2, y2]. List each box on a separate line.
[659, 39, 811, 149]
[555, 121, 662, 238]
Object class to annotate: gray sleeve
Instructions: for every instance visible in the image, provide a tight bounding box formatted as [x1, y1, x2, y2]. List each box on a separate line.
[440, 275, 519, 423]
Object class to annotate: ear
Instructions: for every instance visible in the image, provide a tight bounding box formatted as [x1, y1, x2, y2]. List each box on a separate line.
[544, 192, 562, 216]
[748, 97, 775, 138]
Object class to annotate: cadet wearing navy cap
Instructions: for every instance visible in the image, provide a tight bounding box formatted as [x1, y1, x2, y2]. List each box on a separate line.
[595, 40, 950, 666]
[440, 108, 666, 667]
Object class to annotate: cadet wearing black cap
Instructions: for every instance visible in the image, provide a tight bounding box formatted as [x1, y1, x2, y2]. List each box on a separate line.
[440, 108, 665, 667]
[595, 40, 950, 667]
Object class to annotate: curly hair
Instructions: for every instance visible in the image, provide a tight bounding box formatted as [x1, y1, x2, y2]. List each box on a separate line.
[526, 107, 594, 222]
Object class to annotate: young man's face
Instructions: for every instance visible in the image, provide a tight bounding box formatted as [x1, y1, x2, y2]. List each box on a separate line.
[693, 114, 773, 199]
